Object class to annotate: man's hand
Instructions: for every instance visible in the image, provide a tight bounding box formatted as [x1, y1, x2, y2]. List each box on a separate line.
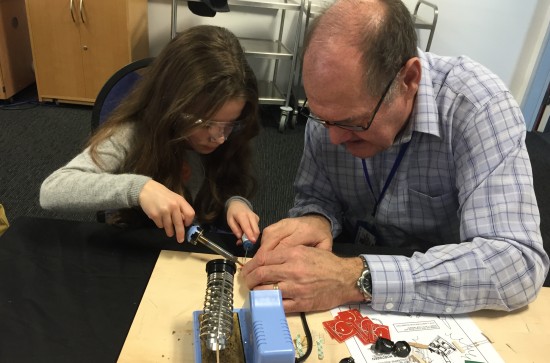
[260, 215, 333, 252]
[138, 180, 195, 243]
[226, 200, 260, 243]
[242, 245, 365, 312]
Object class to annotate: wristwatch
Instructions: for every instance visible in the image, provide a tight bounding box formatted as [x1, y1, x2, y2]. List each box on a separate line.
[356, 255, 372, 303]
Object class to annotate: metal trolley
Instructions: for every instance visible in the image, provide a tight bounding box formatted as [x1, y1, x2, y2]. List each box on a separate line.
[171, 0, 305, 132]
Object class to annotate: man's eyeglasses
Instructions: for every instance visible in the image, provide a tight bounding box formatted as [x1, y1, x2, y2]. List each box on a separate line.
[299, 73, 396, 132]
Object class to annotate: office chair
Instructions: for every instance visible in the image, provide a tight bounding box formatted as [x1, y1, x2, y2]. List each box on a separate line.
[91, 57, 154, 131]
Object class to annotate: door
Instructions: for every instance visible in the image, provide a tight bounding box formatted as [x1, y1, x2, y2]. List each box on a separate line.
[25, 0, 86, 101]
[78, 0, 132, 100]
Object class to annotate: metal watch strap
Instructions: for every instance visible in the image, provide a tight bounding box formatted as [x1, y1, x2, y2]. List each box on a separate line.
[356, 255, 372, 303]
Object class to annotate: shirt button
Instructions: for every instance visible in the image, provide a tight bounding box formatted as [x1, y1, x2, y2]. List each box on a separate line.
[445, 307, 452, 313]
[385, 303, 394, 310]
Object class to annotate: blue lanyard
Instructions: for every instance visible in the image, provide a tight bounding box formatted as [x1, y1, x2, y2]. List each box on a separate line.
[361, 141, 410, 217]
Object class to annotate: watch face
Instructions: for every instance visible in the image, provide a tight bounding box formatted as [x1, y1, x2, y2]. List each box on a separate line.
[358, 269, 372, 299]
[362, 278, 371, 293]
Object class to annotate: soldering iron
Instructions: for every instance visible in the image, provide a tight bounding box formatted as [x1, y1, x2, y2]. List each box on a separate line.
[186, 225, 243, 266]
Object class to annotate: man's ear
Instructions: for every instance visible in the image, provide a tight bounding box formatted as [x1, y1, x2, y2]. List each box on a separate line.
[401, 57, 422, 99]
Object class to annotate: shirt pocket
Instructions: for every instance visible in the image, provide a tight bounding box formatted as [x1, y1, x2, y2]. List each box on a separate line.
[407, 188, 460, 241]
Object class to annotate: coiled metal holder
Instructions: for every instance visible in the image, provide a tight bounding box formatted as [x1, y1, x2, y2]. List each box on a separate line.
[192, 257, 294, 362]
[200, 259, 237, 354]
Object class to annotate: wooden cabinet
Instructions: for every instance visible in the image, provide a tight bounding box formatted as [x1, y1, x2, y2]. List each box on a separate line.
[0, 0, 34, 100]
[25, 0, 149, 105]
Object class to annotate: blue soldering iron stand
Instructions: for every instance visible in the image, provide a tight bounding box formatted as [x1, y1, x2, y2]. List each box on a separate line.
[193, 290, 295, 362]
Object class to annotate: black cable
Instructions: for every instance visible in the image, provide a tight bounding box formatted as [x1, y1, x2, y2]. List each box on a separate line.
[0, 100, 39, 110]
[295, 311, 313, 362]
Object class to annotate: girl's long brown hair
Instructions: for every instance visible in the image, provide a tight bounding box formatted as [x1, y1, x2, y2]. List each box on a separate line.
[88, 25, 260, 223]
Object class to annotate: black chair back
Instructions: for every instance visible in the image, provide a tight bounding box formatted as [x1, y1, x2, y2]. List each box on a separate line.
[91, 58, 154, 131]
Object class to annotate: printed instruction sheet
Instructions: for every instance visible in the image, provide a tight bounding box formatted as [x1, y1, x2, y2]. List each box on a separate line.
[330, 304, 504, 363]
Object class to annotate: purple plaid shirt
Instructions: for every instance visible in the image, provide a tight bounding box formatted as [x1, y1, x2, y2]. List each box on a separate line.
[290, 49, 549, 314]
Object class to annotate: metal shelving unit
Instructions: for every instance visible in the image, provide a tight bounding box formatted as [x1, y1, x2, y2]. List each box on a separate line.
[171, 0, 305, 132]
[290, 0, 439, 126]
[412, 0, 438, 52]
[290, 0, 322, 125]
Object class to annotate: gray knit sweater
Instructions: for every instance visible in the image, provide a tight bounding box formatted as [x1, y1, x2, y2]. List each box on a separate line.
[40, 124, 252, 213]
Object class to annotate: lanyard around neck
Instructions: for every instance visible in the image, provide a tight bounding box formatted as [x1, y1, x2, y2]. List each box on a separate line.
[361, 141, 410, 217]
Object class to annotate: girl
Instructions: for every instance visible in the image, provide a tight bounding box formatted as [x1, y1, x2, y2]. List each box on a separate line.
[40, 25, 261, 244]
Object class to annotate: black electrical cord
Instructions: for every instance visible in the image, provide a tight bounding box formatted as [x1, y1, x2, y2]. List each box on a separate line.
[295, 312, 313, 362]
[0, 99, 39, 110]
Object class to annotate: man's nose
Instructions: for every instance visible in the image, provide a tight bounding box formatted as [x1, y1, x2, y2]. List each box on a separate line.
[328, 126, 353, 145]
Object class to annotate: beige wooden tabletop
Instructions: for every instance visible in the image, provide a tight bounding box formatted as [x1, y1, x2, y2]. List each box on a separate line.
[118, 251, 550, 363]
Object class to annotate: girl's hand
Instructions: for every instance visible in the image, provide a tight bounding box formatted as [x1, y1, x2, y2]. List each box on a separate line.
[138, 180, 195, 243]
[226, 200, 260, 244]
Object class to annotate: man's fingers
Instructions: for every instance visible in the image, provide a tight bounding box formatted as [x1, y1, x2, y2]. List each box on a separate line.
[242, 250, 290, 287]
[259, 223, 289, 251]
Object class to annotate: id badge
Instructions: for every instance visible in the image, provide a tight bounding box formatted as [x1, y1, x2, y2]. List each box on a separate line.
[354, 219, 377, 246]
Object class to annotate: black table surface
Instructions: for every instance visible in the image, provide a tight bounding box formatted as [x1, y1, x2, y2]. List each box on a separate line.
[0, 216, 414, 363]
[0, 216, 248, 363]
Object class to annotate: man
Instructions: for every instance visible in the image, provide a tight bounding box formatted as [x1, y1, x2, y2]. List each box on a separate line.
[242, 0, 549, 314]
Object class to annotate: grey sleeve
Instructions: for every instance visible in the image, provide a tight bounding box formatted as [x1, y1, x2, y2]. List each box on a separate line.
[224, 196, 253, 213]
[40, 127, 151, 213]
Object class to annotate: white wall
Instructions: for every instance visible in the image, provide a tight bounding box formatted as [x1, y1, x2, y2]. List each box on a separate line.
[402, 0, 550, 105]
[147, 0, 550, 104]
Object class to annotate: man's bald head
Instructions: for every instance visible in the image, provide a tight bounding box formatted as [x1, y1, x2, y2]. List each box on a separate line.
[303, 0, 417, 97]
